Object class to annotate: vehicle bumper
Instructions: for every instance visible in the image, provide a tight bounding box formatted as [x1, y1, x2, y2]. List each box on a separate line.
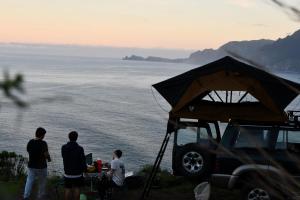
[210, 174, 231, 188]
[210, 174, 239, 189]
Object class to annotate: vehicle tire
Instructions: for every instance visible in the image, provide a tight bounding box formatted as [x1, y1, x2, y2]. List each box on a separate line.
[175, 143, 212, 177]
[241, 179, 285, 200]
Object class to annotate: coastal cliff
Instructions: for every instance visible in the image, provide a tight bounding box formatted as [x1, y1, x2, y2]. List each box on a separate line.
[124, 29, 300, 72]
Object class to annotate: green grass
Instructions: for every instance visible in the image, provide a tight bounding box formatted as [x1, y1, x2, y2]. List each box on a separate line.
[113, 166, 240, 200]
[0, 180, 24, 200]
[0, 165, 239, 200]
[0, 177, 239, 200]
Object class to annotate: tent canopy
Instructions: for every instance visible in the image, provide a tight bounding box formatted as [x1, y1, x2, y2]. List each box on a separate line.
[153, 56, 300, 122]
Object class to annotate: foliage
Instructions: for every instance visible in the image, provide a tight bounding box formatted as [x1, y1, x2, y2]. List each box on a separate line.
[138, 164, 161, 175]
[269, 0, 300, 21]
[137, 164, 199, 189]
[0, 72, 27, 107]
[0, 151, 27, 181]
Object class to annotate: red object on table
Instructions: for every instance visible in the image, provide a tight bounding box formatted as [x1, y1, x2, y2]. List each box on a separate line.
[97, 159, 102, 173]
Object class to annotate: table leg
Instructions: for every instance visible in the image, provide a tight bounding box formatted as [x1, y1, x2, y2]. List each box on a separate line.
[91, 177, 93, 192]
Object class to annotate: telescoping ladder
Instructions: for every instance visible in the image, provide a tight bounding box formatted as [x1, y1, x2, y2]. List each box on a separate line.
[140, 119, 175, 200]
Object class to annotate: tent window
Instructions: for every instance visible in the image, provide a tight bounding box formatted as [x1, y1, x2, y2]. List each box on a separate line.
[202, 90, 259, 103]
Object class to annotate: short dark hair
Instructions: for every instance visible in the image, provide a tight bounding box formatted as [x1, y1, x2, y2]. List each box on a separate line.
[36, 127, 46, 138]
[69, 131, 78, 141]
[114, 150, 122, 158]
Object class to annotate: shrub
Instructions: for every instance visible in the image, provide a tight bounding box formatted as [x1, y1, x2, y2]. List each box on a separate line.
[138, 164, 160, 175]
[0, 151, 27, 181]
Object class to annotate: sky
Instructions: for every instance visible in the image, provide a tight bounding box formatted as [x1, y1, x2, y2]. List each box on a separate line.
[0, 0, 299, 50]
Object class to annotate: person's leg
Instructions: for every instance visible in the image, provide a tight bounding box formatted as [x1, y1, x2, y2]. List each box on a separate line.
[64, 177, 74, 200]
[73, 187, 80, 200]
[109, 180, 119, 199]
[111, 180, 119, 188]
[23, 168, 35, 199]
[64, 188, 72, 200]
[37, 168, 47, 199]
[73, 177, 84, 200]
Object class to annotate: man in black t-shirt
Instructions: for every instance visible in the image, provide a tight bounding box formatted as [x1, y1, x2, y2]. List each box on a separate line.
[62, 131, 87, 200]
[23, 127, 51, 200]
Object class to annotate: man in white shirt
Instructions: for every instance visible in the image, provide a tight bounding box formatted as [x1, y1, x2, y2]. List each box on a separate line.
[109, 149, 125, 187]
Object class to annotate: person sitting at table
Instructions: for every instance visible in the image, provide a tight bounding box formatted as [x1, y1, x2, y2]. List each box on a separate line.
[61, 131, 87, 200]
[108, 149, 125, 187]
[97, 150, 125, 199]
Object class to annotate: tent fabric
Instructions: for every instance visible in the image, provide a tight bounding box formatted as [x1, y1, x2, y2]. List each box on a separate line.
[153, 56, 300, 122]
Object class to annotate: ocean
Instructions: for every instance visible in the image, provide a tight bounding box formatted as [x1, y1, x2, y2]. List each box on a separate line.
[0, 53, 197, 173]
[0, 52, 299, 174]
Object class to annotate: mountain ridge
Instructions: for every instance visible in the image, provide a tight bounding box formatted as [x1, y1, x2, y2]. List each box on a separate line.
[124, 30, 300, 71]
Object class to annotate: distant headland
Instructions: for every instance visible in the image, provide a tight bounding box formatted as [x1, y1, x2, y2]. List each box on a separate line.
[123, 55, 186, 63]
[124, 29, 300, 72]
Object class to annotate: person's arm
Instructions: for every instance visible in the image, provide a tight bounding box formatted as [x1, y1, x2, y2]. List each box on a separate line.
[81, 147, 87, 173]
[26, 140, 31, 153]
[44, 142, 51, 162]
[120, 163, 125, 176]
[61, 145, 64, 159]
[108, 160, 116, 177]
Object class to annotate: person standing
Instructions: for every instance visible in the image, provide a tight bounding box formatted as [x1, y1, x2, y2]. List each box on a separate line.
[61, 131, 87, 200]
[23, 127, 51, 200]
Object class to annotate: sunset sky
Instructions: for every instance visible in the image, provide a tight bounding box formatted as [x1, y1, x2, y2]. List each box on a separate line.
[0, 0, 299, 50]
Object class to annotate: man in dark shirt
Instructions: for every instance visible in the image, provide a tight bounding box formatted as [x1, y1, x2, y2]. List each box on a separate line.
[62, 131, 87, 200]
[23, 127, 51, 200]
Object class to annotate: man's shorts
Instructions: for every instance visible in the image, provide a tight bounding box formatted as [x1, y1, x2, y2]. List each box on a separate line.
[64, 176, 84, 188]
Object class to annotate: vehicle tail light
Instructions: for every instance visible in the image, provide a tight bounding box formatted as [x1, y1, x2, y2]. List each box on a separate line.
[214, 160, 220, 173]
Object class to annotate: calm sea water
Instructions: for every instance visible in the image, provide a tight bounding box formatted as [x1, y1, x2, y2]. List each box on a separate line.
[0, 53, 299, 173]
[0, 53, 197, 173]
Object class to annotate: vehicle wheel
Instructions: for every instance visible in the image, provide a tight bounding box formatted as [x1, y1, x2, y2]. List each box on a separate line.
[175, 143, 212, 177]
[241, 180, 284, 200]
[244, 187, 271, 200]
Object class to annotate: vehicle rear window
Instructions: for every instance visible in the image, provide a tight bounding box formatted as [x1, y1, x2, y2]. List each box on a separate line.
[288, 130, 300, 143]
[176, 127, 197, 145]
[287, 130, 300, 153]
[233, 126, 271, 148]
[208, 123, 219, 140]
[199, 127, 209, 139]
[275, 129, 300, 151]
[276, 130, 288, 149]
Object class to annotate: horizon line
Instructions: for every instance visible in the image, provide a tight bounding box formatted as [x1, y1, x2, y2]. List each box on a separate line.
[0, 41, 198, 52]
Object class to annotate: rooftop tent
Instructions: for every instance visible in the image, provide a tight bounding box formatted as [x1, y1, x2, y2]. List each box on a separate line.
[153, 56, 300, 122]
